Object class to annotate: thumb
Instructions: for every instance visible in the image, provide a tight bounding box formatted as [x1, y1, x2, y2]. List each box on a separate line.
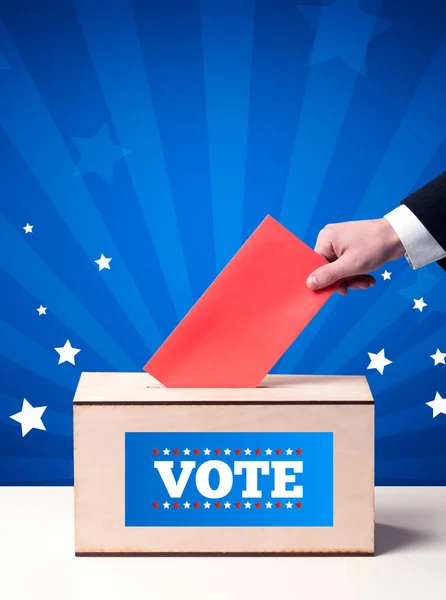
[306, 255, 351, 290]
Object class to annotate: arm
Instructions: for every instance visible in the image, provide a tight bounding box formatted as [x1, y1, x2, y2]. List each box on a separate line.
[384, 204, 446, 270]
[385, 169, 446, 270]
[400, 169, 446, 259]
[306, 170, 446, 294]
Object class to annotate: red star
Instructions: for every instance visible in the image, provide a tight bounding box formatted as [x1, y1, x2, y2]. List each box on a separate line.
[194, 502, 200, 509]
[275, 502, 282, 508]
[255, 448, 262, 455]
[215, 448, 221, 455]
[215, 502, 221, 508]
[296, 502, 302, 508]
[193, 448, 200, 455]
[255, 502, 261, 508]
[173, 502, 180, 509]
[235, 448, 242, 455]
[296, 448, 303, 455]
[275, 448, 282, 455]
[152, 502, 159, 508]
[152, 449, 159, 455]
[235, 502, 241, 509]
[173, 448, 180, 455]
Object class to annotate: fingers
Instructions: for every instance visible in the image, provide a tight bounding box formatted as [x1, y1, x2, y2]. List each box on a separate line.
[347, 274, 376, 289]
[307, 266, 376, 293]
[308, 223, 378, 293]
[336, 275, 376, 295]
[314, 229, 337, 262]
[306, 255, 353, 290]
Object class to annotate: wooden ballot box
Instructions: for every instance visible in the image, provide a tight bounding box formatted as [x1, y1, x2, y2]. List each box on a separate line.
[73, 372, 374, 556]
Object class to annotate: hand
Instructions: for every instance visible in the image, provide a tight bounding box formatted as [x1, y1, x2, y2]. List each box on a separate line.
[306, 218, 406, 295]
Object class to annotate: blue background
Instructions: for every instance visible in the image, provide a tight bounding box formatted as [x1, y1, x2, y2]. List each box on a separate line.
[0, 0, 445, 486]
[125, 432, 333, 527]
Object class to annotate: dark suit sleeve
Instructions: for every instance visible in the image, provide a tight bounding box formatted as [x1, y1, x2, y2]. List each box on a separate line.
[400, 169, 446, 270]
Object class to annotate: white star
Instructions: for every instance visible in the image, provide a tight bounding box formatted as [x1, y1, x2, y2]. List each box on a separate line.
[23, 223, 33, 234]
[204, 501, 211, 509]
[9, 398, 47, 437]
[265, 501, 272, 509]
[244, 501, 251, 509]
[163, 448, 170, 455]
[286, 448, 293, 455]
[224, 502, 231, 509]
[286, 501, 293, 509]
[183, 501, 190, 509]
[431, 349, 446, 366]
[224, 448, 231, 455]
[413, 297, 427, 312]
[244, 448, 251, 455]
[367, 349, 392, 375]
[163, 501, 170, 509]
[183, 448, 190, 455]
[204, 448, 211, 455]
[426, 392, 446, 418]
[54, 339, 81, 365]
[381, 270, 391, 280]
[265, 448, 272, 455]
[95, 253, 112, 271]
[36, 305, 47, 316]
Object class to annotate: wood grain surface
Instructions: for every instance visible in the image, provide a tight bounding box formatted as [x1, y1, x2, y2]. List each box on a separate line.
[74, 374, 374, 556]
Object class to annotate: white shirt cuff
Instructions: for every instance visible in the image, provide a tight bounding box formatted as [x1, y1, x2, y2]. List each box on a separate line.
[384, 204, 446, 269]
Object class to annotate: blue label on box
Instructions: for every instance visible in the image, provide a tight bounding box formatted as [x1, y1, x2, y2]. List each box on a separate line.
[125, 432, 333, 527]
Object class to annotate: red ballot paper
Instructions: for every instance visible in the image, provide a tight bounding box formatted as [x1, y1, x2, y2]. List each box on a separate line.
[144, 215, 339, 388]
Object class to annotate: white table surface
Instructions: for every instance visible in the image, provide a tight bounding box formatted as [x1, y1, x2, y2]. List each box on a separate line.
[1, 486, 445, 600]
